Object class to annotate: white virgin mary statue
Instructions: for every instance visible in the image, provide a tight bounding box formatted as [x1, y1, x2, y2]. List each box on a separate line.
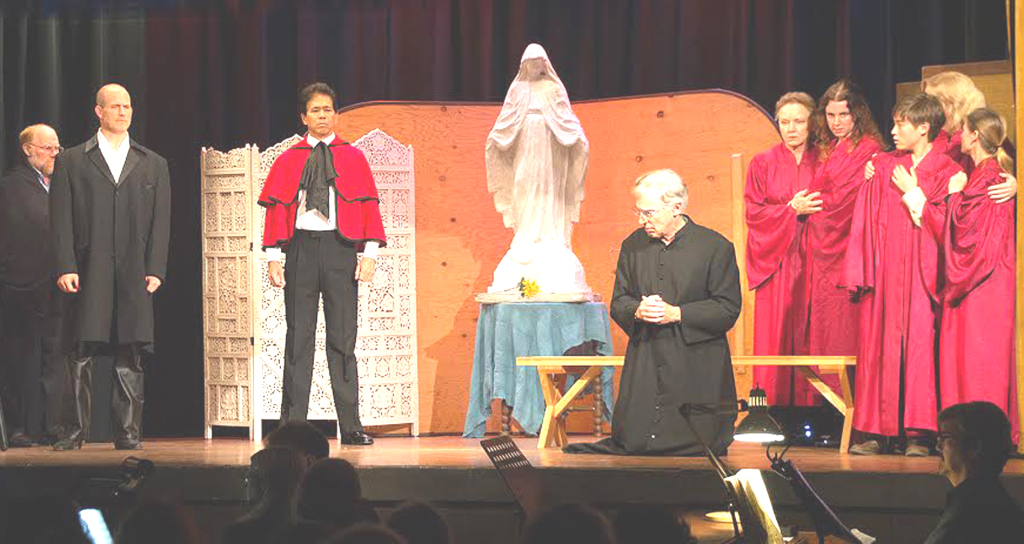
[484, 43, 593, 299]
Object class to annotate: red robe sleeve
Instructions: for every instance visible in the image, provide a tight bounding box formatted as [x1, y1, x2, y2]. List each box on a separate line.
[841, 152, 892, 294]
[744, 150, 801, 289]
[943, 158, 1014, 304]
[914, 154, 963, 302]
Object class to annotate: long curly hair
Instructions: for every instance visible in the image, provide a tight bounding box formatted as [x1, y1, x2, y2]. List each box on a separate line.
[813, 80, 884, 162]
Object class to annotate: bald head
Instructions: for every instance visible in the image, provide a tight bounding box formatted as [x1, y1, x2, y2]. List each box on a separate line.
[94, 84, 133, 136]
[20, 124, 60, 176]
[96, 84, 129, 107]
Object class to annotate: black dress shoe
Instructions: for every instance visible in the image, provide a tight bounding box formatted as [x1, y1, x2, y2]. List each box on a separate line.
[9, 432, 38, 448]
[340, 431, 374, 446]
[52, 437, 83, 451]
[115, 439, 142, 450]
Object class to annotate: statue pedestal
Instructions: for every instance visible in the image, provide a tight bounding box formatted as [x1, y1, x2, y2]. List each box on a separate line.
[484, 239, 594, 301]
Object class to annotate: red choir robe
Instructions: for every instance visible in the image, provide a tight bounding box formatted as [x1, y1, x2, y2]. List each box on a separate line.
[934, 129, 973, 173]
[936, 157, 1018, 443]
[259, 137, 387, 249]
[803, 137, 882, 357]
[843, 148, 962, 437]
[745, 143, 818, 405]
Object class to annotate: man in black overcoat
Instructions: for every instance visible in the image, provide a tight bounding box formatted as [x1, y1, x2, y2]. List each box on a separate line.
[50, 84, 171, 450]
[0, 124, 66, 446]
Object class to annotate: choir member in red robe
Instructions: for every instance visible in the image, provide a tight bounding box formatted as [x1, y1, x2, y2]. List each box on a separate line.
[923, 71, 1017, 201]
[745, 92, 821, 405]
[843, 94, 963, 456]
[803, 81, 883, 360]
[937, 108, 1018, 444]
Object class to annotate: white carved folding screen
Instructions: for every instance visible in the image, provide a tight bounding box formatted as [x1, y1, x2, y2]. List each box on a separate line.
[201, 130, 418, 441]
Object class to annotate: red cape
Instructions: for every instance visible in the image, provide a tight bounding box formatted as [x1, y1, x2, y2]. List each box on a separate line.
[259, 138, 386, 250]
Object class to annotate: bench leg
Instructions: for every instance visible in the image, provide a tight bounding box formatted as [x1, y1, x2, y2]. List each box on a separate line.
[839, 366, 855, 454]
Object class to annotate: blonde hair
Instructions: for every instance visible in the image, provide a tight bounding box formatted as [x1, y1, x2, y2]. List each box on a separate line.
[965, 107, 1014, 174]
[922, 71, 986, 133]
[775, 92, 815, 119]
[634, 169, 689, 209]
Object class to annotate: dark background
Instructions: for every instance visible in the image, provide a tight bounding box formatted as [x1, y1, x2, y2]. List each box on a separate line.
[0, 0, 1010, 437]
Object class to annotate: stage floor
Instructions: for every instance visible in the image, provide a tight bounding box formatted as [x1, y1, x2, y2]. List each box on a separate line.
[2, 435, 1023, 474]
[2, 436, 1023, 543]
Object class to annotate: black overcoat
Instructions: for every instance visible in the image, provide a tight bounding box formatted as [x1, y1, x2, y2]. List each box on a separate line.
[50, 135, 170, 350]
[0, 164, 54, 291]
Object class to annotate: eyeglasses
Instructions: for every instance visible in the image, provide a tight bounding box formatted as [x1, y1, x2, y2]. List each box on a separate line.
[28, 143, 63, 154]
[633, 206, 668, 220]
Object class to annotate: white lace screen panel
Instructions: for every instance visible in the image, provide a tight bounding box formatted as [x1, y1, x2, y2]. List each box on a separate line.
[254, 130, 419, 434]
[201, 145, 259, 438]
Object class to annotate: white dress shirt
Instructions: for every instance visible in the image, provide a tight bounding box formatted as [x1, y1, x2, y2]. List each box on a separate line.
[97, 130, 131, 183]
[266, 133, 378, 262]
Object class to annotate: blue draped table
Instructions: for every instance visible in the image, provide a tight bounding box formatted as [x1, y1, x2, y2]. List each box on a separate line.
[462, 302, 615, 438]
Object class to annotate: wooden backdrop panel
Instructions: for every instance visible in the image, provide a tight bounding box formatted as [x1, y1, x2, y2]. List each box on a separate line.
[333, 91, 779, 434]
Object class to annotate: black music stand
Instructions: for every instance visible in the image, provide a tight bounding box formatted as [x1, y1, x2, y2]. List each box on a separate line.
[481, 435, 546, 521]
[768, 447, 861, 544]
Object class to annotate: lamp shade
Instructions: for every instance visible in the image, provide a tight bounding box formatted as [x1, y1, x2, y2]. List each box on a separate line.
[734, 387, 785, 443]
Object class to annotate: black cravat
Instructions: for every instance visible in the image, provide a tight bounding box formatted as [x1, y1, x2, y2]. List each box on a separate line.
[298, 141, 337, 217]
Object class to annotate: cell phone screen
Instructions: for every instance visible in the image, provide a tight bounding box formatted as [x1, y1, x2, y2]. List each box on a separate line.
[78, 508, 113, 544]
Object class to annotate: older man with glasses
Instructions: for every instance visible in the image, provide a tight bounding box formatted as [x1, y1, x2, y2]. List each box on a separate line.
[565, 169, 742, 456]
[0, 124, 66, 447]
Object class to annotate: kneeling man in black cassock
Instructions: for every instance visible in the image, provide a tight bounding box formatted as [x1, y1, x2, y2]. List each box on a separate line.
[565, 169, 742, 456]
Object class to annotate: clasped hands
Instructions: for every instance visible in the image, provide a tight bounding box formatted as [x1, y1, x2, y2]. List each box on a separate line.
[635, 294, 681, 325]
[267, 257, 376, 288]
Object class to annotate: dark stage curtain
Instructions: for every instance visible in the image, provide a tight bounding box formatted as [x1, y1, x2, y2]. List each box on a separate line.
[0, 0, 1009, 437]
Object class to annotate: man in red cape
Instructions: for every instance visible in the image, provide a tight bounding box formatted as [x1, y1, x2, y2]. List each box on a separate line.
[844, 94, 962, 456]
[746, 92, 820, 405]
[259, 82, 385, 446]
[803, 81, 883, 361]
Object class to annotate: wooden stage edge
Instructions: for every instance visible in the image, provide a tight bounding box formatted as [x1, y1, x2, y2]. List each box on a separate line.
[2, 436, 1024, 510]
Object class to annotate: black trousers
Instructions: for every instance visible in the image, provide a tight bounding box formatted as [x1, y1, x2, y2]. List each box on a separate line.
[0, 284, 65, 441]
[62, 342, 144, 444]
[280, 230, 363, 432]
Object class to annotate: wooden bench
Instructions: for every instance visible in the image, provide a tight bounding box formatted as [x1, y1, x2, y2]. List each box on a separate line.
[518, 355, 856, 453]
[515, 356, 624, 449]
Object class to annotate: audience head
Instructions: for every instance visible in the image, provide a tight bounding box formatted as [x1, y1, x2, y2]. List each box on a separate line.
[0, 496, 89, 544]
[264, 421, 331, 467]
[19, 124, 61, 176]
[329, 523, 408, 544]
[387, 500, 449, 544]
[922, 71, 986, 134]
[891, 93, 945, 150]
[814, 79, 882, 154]
[116, 498, 201, 544]
[963, 107, 1014, 173]
[775, 92, 816, 152]
[523, 503, 616, 544]
[614, 504, 695, 544]
[937, 401, 1014, 485]
[298, 458, 372, 529]
[268, 520, 335, 544]
[244, 446, 307, 517]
